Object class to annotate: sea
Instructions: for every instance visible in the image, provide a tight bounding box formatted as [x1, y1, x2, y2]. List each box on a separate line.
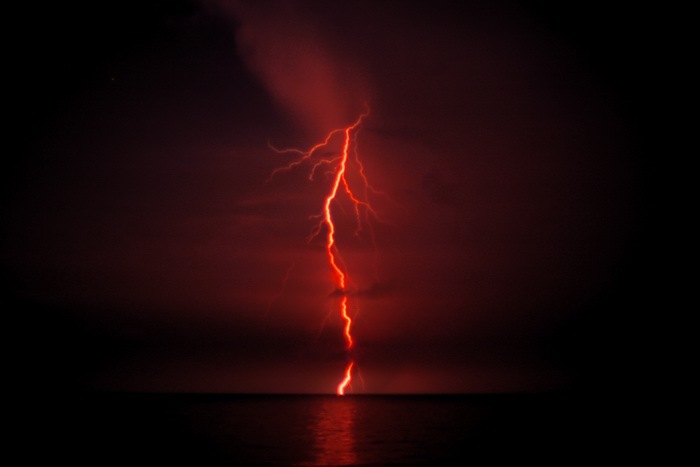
[17, 392, 635, 465]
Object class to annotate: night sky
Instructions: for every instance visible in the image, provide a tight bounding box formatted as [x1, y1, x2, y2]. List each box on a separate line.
[4, 1, 666, 395]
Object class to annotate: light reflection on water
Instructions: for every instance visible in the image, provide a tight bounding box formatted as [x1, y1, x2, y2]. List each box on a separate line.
[306, 397, 357, 466]
[155, 394, 575, 465]
[180, 395, 490, 465]
[21, 392, 612, 465]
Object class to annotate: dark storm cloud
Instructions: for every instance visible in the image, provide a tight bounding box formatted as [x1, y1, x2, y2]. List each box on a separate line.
[208, 0, 371, 135]
[357, 282, 396, 299]
[327, 281, 396, 299]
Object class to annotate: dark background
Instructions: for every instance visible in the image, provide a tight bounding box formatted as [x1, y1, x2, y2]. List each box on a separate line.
[4, 0, 672, 399]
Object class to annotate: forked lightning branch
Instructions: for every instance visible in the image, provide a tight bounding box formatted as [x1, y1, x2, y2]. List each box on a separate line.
[268, 109, 378, 395]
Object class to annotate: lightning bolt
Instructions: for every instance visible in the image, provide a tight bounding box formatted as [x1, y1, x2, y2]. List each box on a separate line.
[337, 361, 354, 396]
[270, 108, 377, 395]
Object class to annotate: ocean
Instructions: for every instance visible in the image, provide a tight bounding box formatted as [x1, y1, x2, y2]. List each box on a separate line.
[19, 392, 623, 465]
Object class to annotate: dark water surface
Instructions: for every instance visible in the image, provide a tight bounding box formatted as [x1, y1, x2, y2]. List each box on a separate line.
[20, 392, 619, 465]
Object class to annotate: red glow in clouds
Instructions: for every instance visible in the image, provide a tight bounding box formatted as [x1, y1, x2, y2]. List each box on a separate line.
[271, 109, 375, 395]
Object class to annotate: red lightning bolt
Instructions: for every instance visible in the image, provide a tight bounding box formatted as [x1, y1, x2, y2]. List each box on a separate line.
[270, 109, 376, 395]
[337, 361, 354, 396]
